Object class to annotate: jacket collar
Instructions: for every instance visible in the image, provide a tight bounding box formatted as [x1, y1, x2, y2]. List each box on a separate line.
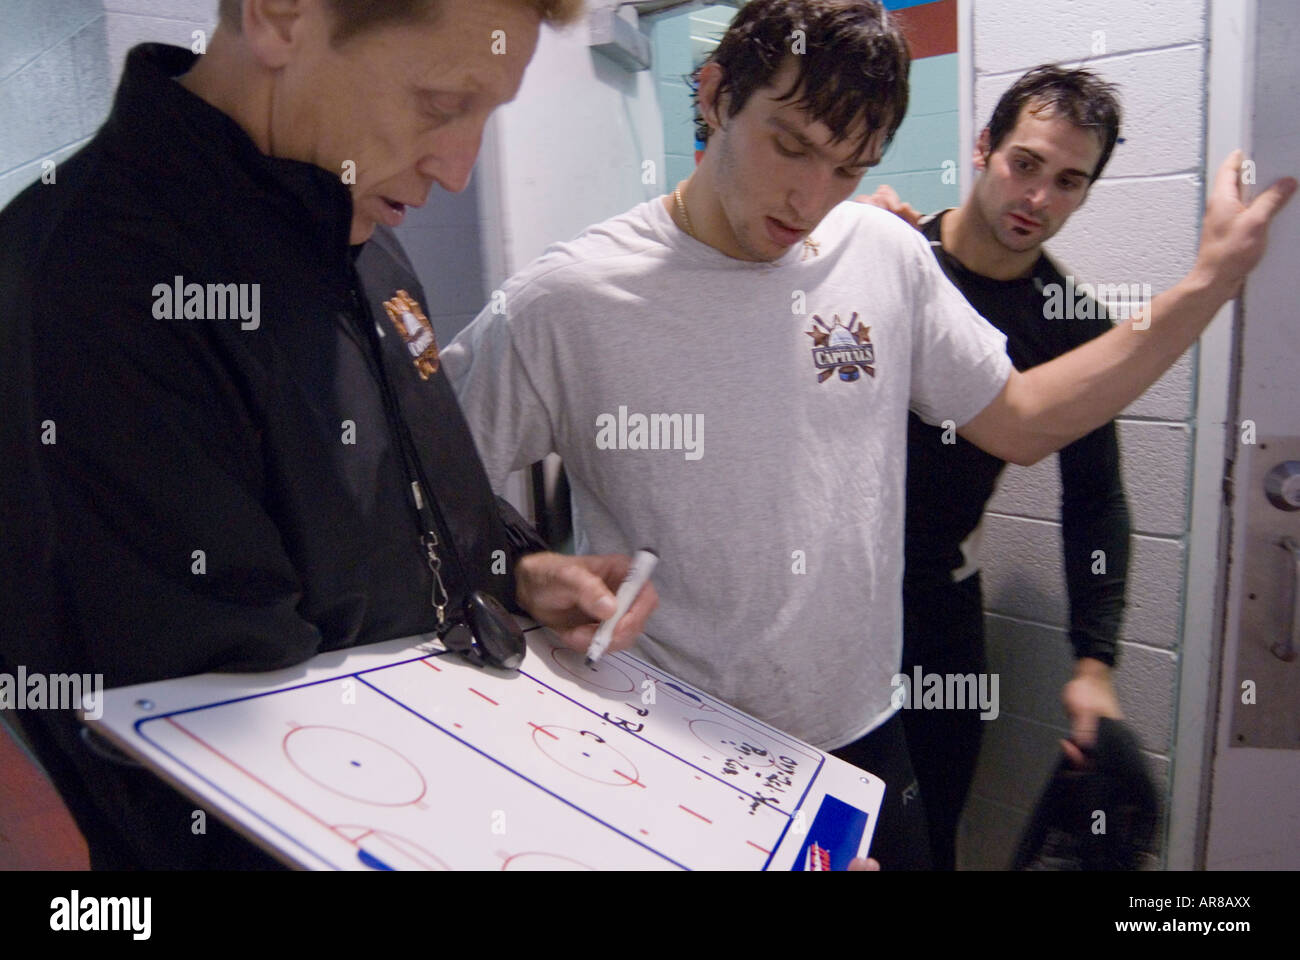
[102, 43, 356, 259]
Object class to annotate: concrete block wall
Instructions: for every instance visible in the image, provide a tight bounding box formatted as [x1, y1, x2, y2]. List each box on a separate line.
[959, 0, 1208, 870]
[0, 1, 220, 208]
[0, 0, 107, 208]
[102, 0, 215, 81]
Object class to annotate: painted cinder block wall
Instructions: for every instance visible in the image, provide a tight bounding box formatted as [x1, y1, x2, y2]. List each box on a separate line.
[0, 1, 219, 209]
[0, 0, 108, 208]
[958, 0, 1208, 869]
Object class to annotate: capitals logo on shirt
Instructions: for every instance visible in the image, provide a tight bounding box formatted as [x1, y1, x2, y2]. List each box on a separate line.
[805, 312, 874, 383]
[383, 289, 439, 379]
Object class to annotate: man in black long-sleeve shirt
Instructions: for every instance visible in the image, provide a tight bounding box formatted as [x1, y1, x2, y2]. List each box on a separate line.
[0, 0, 659, 869]
[867, 65, 1130, 869]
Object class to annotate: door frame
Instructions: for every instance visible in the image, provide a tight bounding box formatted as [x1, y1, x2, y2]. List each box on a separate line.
[1167, 0, 1257, 871]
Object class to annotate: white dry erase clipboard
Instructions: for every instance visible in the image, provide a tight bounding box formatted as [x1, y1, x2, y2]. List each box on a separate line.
[82, 624, 885, 870]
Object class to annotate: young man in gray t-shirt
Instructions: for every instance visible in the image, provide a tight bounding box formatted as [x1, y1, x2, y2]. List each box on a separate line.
[445, 0, 1293, 869]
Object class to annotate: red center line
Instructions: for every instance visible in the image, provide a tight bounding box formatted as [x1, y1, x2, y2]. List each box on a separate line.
[614, 769, 646, 788]
[746, 840, 771, 854]
[469, 688, 499, 706]
[528, 723, 558, 740]
[678, 804, 712, 824]
[421, 660, 442, 673]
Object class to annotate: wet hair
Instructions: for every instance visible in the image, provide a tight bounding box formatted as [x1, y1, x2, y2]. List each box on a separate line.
[984, 64, 1123, 182]
[217, 0, 583, 44]
[693, 0, 911, 164]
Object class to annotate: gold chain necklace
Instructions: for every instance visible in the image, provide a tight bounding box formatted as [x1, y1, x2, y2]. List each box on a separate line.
[674, 183, 696, 240]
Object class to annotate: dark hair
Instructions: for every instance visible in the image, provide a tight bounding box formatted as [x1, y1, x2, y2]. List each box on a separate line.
[217, 0, 583, 44]
[984, 64, 1122, 182]
[693, 0, 911, 164]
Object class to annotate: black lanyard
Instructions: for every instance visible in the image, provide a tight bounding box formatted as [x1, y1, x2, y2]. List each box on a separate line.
[347, 279, 467, 632]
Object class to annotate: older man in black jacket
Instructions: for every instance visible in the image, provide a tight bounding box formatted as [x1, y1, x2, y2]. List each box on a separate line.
[0, 0, 655, 869]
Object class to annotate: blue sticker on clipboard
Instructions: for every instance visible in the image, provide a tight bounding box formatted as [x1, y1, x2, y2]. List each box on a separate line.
[791, 794, 870, 871]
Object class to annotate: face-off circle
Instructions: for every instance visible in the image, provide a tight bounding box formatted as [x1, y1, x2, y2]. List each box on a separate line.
[688, 718, 777, 769]
[502, 851, 594, 871]
[550, 646, 636, 694]
[283, 726, 427, 806]
[530, 725, 641, 786]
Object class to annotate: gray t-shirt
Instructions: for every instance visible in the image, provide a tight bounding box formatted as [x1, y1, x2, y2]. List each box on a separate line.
[444, 197, 1012, 750]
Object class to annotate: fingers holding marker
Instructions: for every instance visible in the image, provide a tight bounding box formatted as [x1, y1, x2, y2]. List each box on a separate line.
[584, 549, 659, 665]
[567, 559, 619, 622]
[610, 576, 658, 647]
[535, 552, 657, 656]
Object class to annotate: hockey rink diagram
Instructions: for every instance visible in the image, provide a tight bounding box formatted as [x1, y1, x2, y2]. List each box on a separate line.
[88, 627, 884, 870]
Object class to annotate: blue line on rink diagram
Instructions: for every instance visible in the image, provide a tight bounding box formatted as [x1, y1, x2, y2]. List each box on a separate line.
[356, 674, 689, 869]
[511, 633, 827, 825]
[130, 633, 839, 870]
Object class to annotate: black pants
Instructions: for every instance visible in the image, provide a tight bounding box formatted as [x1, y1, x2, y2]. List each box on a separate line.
[899, 571, 987, 870]
[830, 712, 932, 870]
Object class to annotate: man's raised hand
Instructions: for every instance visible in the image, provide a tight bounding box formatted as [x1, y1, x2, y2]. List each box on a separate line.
[1192, 150, 1296, 299]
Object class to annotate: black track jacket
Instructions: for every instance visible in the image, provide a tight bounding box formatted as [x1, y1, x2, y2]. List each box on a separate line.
[0, 44, 543, 868]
